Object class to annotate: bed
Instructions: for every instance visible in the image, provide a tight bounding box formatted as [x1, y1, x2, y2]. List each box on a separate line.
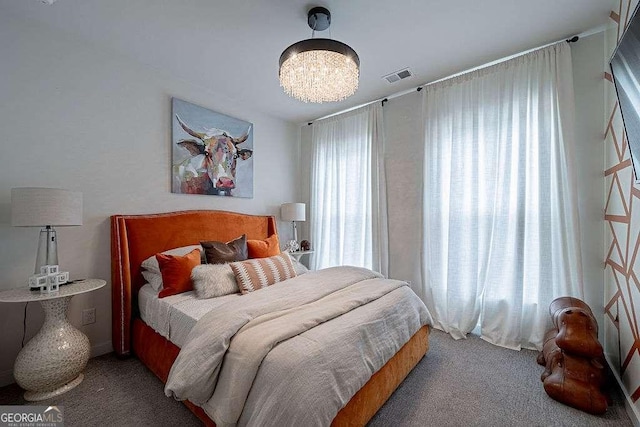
[111, 210, 430, 426]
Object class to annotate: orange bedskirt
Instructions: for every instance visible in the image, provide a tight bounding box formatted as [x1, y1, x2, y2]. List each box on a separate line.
[132, 319, 429, 426]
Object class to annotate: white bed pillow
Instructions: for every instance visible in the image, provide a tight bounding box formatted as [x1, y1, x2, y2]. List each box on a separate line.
[191, 263, 239, 299]
[141, 245, 202, 275]
[141, 270, 164, 292]
[285, 252, 309, 275]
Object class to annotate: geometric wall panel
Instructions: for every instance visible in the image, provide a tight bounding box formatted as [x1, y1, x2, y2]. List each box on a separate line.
[604, 0, 640, 408]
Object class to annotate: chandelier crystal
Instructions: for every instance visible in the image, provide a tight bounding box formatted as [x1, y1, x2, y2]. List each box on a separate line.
[279, 7, 360, 104]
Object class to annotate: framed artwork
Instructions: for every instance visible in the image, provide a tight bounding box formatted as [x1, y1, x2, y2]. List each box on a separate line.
[172, 98, 254, 198]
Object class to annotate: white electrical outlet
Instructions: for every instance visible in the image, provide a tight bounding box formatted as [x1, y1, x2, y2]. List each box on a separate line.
[82, 308, 96, 325]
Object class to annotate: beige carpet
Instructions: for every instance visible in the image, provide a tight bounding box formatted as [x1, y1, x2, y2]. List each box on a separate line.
[0, 329, 633, 426]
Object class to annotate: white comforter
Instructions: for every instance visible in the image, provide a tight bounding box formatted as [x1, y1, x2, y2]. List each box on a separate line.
[165, 266, 431, 427]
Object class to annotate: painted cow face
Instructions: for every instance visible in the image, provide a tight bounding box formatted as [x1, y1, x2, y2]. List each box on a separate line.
[174, 115, 253, 196]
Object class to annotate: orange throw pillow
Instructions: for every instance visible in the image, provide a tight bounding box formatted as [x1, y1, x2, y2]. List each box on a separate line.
[247, 234, 281, 258]
[156, 248, 201, 298]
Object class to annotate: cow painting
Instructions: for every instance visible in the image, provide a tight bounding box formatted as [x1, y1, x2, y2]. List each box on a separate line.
[171, 99, 253, 197]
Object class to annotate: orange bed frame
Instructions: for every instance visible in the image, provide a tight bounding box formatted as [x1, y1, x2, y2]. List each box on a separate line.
[111, 210, 429, 426]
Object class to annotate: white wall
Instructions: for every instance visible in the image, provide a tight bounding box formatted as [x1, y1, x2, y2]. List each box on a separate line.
[298, 125, 312, 246]
[0, 11, 299, 385]
[570, 32, 606, 340]
[382, 92, 425, 299]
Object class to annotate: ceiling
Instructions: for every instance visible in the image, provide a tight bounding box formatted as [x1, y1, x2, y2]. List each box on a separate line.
[0, 0, 614, 124]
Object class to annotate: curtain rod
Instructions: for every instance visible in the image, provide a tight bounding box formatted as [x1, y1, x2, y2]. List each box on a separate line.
[308, 32, 588, 125]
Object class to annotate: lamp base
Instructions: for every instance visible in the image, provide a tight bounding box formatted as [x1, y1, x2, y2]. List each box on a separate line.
[35, 226, 58, 274]
[292, 221, 299, 245]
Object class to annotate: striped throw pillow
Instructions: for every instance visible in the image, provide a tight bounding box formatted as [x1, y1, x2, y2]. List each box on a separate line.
[230, 253, 297, 294]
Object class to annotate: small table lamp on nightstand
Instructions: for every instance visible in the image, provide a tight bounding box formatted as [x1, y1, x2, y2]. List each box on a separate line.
[281, 202, 306, 244]
[11, 188, 83, 273]
[8, 188, 95, 401]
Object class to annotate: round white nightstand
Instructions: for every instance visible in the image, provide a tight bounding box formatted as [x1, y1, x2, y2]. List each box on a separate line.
[0, 279, 106, 401]
[289, 250, 314, 261]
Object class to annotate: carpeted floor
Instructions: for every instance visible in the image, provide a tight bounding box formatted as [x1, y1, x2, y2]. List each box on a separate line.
[368, 330, 632, 427]
[0, 329, 633, 426]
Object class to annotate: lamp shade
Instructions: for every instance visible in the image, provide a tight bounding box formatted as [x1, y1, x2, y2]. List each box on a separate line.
[11, 188, 83, 227]
[281, 203, 306, 222]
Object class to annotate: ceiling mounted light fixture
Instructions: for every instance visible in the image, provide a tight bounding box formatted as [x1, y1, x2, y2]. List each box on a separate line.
[279, 7, 360, 103]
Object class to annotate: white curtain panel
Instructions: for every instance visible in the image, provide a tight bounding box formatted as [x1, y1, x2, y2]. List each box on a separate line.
[421, 42, 583, 350]
[310, 104, 389, 276]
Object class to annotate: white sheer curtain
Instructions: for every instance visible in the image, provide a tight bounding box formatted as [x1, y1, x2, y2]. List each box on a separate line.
[422, 42, 583, 350]
[310, 103, 388, 275]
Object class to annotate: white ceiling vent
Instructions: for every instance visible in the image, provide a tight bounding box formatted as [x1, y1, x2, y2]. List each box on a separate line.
[383, 68, 413, 84]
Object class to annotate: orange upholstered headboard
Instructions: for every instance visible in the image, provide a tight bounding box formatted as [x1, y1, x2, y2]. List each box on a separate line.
[110, 210, 277, 356]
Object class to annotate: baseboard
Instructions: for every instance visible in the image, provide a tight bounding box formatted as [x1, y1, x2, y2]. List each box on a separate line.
[90, 340, 113, 358]
[605, 354, 640, 426]
[0, 341, 113, 388]
[0, 368, 14, 388]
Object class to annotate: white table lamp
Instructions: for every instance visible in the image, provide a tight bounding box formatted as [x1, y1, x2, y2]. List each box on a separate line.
[11, 188, 83, 273]
[281, 202, 306, 244]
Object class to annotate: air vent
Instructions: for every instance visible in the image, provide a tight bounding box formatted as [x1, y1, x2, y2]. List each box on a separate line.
[382, 68, 413, 84]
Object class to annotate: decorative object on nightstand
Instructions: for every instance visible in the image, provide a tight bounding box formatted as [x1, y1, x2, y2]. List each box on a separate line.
[11, 188, 83, 274]
[283, 240, 299, 253]
[0, 279, 106, 401]
[300, 240, 311, 251]
[29, 265, 69, 293]
[281, 202, 306, 244]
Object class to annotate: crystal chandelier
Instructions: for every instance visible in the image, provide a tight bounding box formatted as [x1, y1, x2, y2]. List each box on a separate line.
[279, 7, 360, 103]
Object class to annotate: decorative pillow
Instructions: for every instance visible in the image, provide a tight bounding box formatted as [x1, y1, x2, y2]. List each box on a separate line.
[141, 270, 164, 292]
[247, 234, 281, 258]
[141, 245, 202, 275]
[201, 235, 248, 264]
[230, 253, 297, 294]
[191, 264, 239, 299]
[156, 248, 201, 298]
